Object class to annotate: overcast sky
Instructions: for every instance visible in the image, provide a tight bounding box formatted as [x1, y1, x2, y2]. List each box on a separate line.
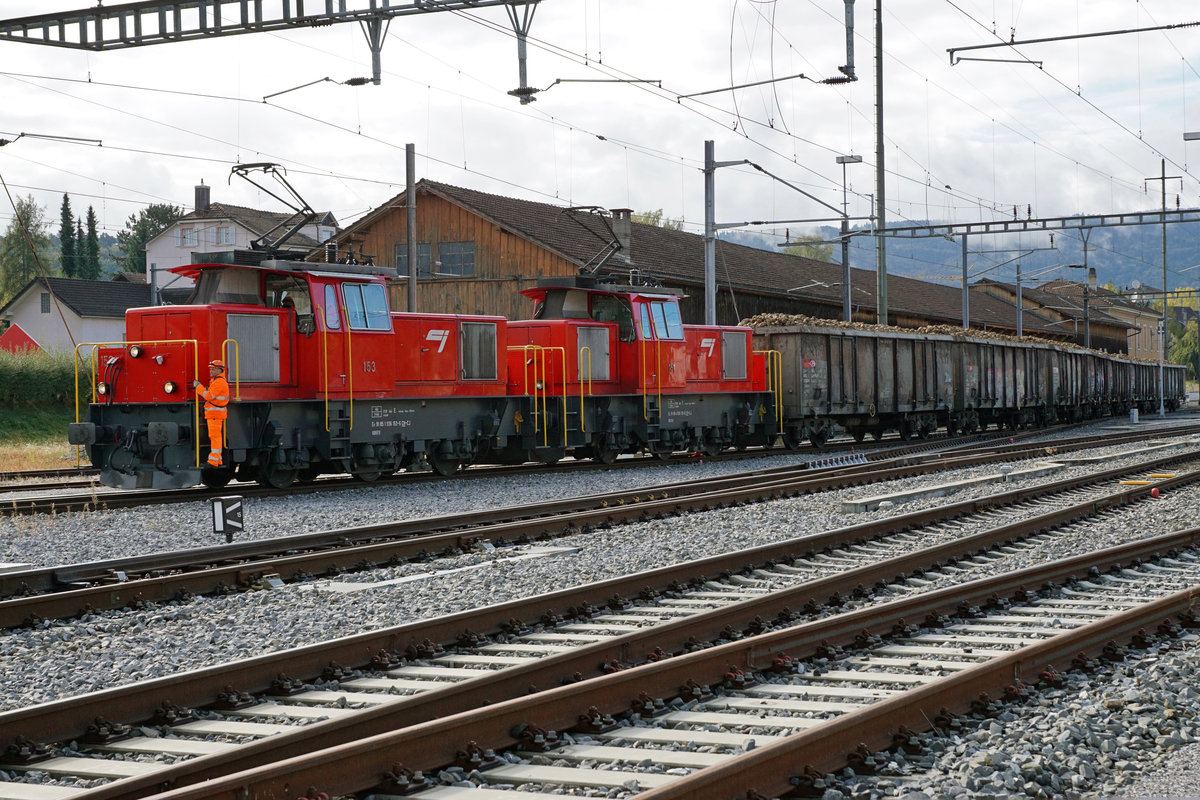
[0, 0, 1196, 262]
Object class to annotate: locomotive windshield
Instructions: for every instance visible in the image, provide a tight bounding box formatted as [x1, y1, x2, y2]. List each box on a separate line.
[190, 267, 264, 305]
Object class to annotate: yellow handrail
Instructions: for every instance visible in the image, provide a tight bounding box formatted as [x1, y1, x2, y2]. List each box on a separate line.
[313, 304, 332, 432]
[74, 339, 201, 468]
[342, 302, 353, 430]
[219, 339, 242, 400]
[640, 337, 663, 421]
[578, 345, 593, 433]
[753, 349, 784, 428]
[507, 344, 569, 447]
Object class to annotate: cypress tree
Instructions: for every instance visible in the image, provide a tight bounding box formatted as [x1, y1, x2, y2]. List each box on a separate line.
[84, 207, 101, 279]
[75, 218, 85, 276]
[58, 194, 75, 277]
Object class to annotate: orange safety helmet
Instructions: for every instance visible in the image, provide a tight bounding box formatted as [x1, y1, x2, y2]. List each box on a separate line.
[209, 359, 227, 372]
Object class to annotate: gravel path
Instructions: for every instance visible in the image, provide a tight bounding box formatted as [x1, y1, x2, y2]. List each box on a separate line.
[2, 421, 1200, 799]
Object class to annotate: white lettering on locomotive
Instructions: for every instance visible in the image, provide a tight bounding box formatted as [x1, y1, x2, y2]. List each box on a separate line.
[426, 329, 451, 353]
[700, 337, 717, 357]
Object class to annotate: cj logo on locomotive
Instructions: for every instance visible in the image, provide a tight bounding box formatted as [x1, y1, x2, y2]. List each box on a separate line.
[426, 329, 451, 353]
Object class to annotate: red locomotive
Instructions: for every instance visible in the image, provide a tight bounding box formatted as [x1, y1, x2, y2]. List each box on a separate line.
[68, 259, 778, 489]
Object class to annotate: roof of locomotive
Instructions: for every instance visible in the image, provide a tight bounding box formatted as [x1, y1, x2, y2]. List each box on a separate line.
[170, 259, 398, 281]
[520, 275, 684, 303]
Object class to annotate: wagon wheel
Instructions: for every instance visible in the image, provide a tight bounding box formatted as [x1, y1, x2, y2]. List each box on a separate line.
[352, 469, 383, 483]
[897, 421, 913, 441]
[871, 429, 885, 441]
[297, 466, 323, 483]
[594, 445, 619, 465]
[201, 467, 233, 490]
[781, 428, 804, 451]
[427, 448, 463, 477]
[808, 427, 829, 449]
[256, 462, 297, 490]
[851, 429, 866, 443]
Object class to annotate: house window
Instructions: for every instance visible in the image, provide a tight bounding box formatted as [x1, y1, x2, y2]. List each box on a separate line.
[40, 293, 50, 314]
[394, 243, 432, 276]
[217, 226, 234, 245]
[178, 227, 197, 247]
[438, 242, 475, 276]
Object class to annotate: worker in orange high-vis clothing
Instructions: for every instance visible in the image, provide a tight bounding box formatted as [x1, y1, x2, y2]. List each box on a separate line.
[193, 359, 230, 467]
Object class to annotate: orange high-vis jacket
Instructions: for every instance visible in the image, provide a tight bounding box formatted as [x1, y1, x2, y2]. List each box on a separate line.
[198, 375, 230, 418]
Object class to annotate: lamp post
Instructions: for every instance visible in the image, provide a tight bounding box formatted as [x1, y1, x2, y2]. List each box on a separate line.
[836, 154, 863, 322]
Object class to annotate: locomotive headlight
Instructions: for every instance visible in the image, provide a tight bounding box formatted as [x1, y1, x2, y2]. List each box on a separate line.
[128, 344, 143, 358]
[96, 382, 109, 396]
[163, 381, 177, 394]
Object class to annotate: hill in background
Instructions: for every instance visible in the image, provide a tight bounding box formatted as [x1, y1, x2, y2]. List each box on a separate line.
[720, 218, 1200, 294]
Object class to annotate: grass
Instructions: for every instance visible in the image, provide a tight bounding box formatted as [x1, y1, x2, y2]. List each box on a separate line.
[0, 405, 85, 472]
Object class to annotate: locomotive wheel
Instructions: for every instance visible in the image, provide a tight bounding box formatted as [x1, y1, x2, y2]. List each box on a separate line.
[648, 442, 674, 461]
[589, 436, 620, 465]
[201, 468, 233, 490]
[257, 463, 297, 490]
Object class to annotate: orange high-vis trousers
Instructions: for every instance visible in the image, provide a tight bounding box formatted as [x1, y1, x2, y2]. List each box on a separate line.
[204, 410, 226, 467]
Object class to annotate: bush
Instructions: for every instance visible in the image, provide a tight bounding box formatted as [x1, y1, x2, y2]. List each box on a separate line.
[0, 350, 87, 408]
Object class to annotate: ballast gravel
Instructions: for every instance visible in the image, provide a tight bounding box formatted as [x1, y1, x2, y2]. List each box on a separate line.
[2, 421, 1200, 799]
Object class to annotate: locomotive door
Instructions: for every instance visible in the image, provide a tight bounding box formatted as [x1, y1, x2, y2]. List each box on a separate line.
[637, 300, 686, 394]
[317, 282, 348, 394]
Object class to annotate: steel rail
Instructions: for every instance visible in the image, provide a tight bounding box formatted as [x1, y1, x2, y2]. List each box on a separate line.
[3, 431, 1193, 628]
[7, 459, 1197, 800]
[0, 421, 1177, 516]
[2, 424, 1186, 602]
[122, 527, 1200, 800]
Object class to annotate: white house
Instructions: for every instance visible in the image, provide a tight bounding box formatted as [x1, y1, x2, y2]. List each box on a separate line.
[0, 277, 151, 354]
[145, 184, 339, 303]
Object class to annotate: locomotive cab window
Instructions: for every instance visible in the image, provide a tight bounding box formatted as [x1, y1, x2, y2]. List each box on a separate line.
[342, 282, 391, 331]
[649, 301, 684, 340]
[323, 284, 341, 330]
[590, 294, 634, 342]
[191, 268, 264, 306]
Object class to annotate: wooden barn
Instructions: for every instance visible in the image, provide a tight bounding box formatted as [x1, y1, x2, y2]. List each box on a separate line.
[323, 179, 1089, 339]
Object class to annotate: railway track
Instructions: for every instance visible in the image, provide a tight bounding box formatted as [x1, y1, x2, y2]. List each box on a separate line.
[1, 445, 1197, 800]
[0, 420, 1150, 516]
[1, 426, 1191, 628]
[251, 533, 1197, 800]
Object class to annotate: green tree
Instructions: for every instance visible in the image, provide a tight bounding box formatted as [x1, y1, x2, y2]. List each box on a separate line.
[116, 203, 185, 272]
[1169, 317, 1198, 380]
[83, 206, 101, 279]
[58, 193, 75, 277]
[0, 194, 52, 302]
[632, 208, 683, 231]
[784, 234, 835, 263]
